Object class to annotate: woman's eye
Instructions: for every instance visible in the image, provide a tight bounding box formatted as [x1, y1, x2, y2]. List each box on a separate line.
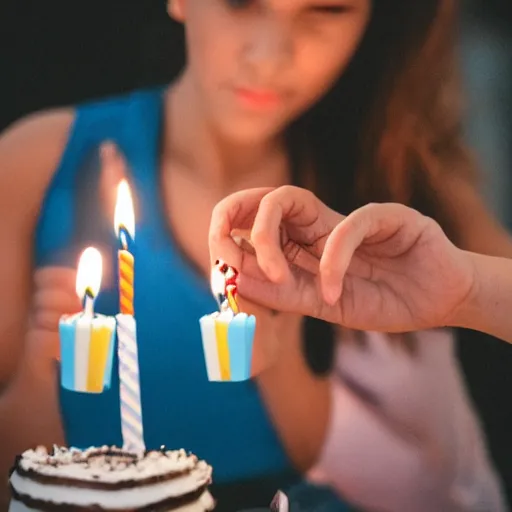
[311, 5, 352, 14]
[225, 0, 254, 9]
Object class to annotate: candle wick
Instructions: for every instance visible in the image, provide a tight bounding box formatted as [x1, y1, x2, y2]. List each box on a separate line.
[119, 226, 129, 251]
[83, 288, 95, 317]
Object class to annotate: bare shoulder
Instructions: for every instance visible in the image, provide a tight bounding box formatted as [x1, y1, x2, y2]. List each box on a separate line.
[0, 108, 75, 385]
[0, 108, 75, 211]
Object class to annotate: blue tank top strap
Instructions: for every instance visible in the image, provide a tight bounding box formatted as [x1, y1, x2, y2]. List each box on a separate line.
[35, 87, 166, 269]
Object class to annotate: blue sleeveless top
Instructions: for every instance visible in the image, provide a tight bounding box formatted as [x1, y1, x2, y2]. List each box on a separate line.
[34, 87, 351, 510]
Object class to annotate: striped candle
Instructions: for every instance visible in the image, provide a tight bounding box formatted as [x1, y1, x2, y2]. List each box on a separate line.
[118, 241, 134, 316]
[116, 314, 145, 453]
[114, 180, 144, 453]
[199, 311, 256, 382]
[59, 313, 116, 393]
[226, 285, 239, 314]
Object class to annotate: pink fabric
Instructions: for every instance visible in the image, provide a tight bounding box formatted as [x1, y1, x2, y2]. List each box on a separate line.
[308, 329, 506, 511]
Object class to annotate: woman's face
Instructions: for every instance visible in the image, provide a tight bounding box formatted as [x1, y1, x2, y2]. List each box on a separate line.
[172, 0, 371, 142]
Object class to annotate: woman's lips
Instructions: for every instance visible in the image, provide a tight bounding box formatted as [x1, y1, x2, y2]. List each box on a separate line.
[233, 87, 282, 109]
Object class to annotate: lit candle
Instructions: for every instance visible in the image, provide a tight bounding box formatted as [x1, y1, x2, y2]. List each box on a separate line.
[114, 180, 145, 453]
[76, 247, 102, 317]
[200, 261, 256, 382]
[114, 180, 135, 316]
[59, 248, 116, 393]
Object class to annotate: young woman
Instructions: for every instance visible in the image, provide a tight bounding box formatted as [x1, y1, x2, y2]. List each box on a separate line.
[0, 0, 508, 509]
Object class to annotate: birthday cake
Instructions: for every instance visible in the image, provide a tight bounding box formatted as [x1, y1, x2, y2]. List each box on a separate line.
[8, 446, 215, 512]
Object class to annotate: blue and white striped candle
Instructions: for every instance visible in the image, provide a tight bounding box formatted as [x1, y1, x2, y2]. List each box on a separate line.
[200, 311, 256, 382]
[114, 180, 144, 454]
[116, 314, 145, 453]
[59, 313, 116, 393]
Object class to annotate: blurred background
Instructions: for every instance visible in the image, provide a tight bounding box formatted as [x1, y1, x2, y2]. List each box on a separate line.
[1, 0, 512, 505]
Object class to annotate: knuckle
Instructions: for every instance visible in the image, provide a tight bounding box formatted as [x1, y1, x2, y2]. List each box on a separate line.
[250, 226, 272, 248]
[31, 309, 58, 333]
[275, 184, 297, 195]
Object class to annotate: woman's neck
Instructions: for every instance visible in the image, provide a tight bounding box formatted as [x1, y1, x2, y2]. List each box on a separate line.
[162, 71, 289, 190]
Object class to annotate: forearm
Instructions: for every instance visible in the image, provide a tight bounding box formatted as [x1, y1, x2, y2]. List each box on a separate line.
[452, 251, 512, 343]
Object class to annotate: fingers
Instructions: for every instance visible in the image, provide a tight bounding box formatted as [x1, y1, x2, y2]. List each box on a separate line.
[236, 266, 312, 314]
[251, 186, 334, 282]
[320, 203, 424, 304]
[209, 187, 275, 271]
[34, 267, 77, 293]
[250, 189, 294, 283]
[210, 185, 340, 283]
[31, 267, 81, 333]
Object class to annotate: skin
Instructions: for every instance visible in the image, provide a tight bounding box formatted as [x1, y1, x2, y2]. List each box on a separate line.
[209, 187, 475, 331]
[0, 0, 371, 505]
[210, 186, 512, 343]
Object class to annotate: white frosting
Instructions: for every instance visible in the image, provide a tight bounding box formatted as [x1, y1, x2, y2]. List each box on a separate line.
[9, 490, 214, 512]
[10, 446, 213, 510]
[16, 447, 204, 483]
[10, 471, 209, 509]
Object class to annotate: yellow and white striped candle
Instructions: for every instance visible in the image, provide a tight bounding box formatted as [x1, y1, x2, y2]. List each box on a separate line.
[59, 247, 116, 393]
[59, 314, 116, 393]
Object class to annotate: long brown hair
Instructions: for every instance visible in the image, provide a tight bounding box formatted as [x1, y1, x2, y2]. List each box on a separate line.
[290, 0, 473, 243]
[291, 0, 473, 367]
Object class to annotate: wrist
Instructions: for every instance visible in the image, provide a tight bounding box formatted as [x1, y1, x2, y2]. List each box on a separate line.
[449, 250, 483, 331]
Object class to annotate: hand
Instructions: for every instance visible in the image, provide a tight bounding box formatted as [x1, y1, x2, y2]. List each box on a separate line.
[27, 267, 81, 361]
[209, 186, 475, 332]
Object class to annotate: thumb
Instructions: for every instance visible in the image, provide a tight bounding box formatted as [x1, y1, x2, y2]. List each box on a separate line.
[319, 211, 370, 305]
[319, 203, 413, 305]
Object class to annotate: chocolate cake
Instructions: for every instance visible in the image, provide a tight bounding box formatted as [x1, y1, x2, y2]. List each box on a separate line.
[9, 445, 214, 511]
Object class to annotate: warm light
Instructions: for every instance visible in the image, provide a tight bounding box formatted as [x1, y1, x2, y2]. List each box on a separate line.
[114, 180, 135, 240]
[76, 247, 103, 300]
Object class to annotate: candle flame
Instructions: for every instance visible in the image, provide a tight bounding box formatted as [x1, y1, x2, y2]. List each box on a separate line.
[76, 247, 103, 300]
[114, 180, 135, 241]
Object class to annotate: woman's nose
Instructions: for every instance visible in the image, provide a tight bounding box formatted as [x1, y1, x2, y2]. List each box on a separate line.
[242, 18, 293, 82]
